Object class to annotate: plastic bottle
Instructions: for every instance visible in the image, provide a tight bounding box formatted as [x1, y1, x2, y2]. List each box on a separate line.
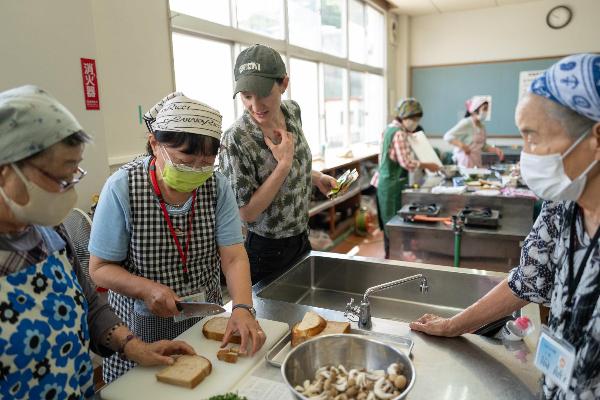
[498, 316, 535, 341]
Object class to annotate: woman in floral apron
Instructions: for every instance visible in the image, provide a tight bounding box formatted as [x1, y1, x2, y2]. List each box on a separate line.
[443, 96, 504, 168]
[89, 92, 264, 383]
[0, 85, 195, 399]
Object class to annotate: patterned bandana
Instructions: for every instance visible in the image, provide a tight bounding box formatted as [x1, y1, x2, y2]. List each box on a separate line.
[529, 53, 600, 121]
[143, 92, 223, 140]
[395, 98, 423, 119]
[0, 85, 84, 165]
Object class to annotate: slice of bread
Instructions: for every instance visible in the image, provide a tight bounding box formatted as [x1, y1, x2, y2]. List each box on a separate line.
[202, 317, 241, 344]
[156, 355, 212, 389]
[316, 320, 351, 337]
[217, 348, 239, 364]
[291, 311, 327, 347]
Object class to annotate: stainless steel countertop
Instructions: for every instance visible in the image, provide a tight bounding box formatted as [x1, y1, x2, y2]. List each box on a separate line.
[242, 296, 542, 400]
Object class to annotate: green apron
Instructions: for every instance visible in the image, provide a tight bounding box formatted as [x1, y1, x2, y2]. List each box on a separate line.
[376, 124, 408, 234]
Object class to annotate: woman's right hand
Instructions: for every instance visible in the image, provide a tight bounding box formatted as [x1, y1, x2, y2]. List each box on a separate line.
[460, 143, 471, 155]
[142, 281, 182, 317]
[265, 129, 294, 168]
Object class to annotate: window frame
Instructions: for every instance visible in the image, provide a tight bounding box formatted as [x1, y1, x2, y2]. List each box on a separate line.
[168, 0, 387, 149]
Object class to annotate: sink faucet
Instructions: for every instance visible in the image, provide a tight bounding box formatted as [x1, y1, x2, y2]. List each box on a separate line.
[345, 274, 429, 329]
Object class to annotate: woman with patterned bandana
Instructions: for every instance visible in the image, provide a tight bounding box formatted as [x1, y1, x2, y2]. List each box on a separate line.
[89, 92, 265, 383]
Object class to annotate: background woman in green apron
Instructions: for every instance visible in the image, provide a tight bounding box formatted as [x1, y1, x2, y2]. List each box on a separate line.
[0, 85, 195, 399]
[371, 99, 440, 258]
[89, 92, 264, 383]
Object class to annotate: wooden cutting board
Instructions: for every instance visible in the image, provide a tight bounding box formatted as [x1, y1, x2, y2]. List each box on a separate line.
[101, 314, 289, 400]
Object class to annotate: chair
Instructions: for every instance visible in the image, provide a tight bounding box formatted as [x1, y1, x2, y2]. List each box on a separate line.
[62, 207, 96, 289]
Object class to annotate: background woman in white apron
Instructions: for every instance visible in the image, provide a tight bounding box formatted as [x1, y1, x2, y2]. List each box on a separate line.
[89, 92, 264, 383]
[0, 85, 195, 399]
[444, 96, 504, 167]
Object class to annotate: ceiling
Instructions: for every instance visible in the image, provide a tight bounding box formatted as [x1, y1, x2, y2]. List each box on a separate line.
[387, 0, 544, 16]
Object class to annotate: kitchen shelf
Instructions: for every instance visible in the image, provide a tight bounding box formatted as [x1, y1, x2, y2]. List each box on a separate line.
[309, 186, 362, 217]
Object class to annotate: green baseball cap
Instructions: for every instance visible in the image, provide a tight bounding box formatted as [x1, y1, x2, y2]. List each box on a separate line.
[233, 44, 286, 98]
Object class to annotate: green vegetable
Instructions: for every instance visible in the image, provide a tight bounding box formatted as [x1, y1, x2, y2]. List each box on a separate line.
[207, 393, 248, 400]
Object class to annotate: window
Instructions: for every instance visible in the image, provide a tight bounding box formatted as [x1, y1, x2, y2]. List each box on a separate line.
[323, 65, 346, 148]
[349, 71, 364, 143]
[171, 33, 235, 129]
[365, 73, 384, 142]
[170, 0, 386, 152]
[169, 0, 230, 26]
[236, 0, 284, 39]
[290, 58, 320, 154]
[349, 0, 384, 67]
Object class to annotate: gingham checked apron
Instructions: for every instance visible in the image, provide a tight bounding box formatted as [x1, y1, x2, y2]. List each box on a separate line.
[103, 158, 222, 383]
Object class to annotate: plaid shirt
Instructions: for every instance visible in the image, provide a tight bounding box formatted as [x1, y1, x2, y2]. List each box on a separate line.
[371, 121, 420, 187]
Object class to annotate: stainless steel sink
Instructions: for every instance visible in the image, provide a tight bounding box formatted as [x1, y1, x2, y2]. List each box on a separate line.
[256, 252, 509, 325]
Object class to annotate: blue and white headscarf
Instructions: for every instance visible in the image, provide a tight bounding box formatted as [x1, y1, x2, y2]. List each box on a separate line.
[529, 53, 600, 121]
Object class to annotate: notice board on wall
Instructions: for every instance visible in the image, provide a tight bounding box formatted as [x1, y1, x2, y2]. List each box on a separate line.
[411, 57, 561, 137]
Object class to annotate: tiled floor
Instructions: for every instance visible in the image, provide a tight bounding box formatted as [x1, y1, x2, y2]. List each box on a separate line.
[329, 228, 386, 259]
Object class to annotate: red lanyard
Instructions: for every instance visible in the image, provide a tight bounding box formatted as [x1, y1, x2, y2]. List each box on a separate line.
[149, 158, 196, 284]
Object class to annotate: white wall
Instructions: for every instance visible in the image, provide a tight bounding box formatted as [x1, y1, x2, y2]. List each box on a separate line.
[400, 0, 600, 146]
[91, 0, 174, 166]
[0, 0, 111, 210]
[410, 0, 600, 67]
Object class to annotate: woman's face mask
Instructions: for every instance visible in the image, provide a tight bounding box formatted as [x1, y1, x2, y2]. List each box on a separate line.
[402, 118, 420, 133]
[0, 164, 77, 226]
[159, 145, 214, 193]
[520, 128, 598, 201]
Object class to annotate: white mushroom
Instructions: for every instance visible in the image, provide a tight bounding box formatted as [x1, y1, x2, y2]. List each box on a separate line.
[338, 364, 349, 376]
[387, 363, 400, 376]
[373, 377, 396, 399]
[366, 392, 376, 400]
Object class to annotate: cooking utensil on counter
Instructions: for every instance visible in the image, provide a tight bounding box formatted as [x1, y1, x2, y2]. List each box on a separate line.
[175, 301, 226, 319]
[281, 334, 415, 400]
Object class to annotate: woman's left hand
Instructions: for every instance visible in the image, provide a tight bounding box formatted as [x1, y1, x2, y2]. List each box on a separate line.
[315, 173, 338, 196]
[221, 308, 266, 356]
[124, 338, 196, 366]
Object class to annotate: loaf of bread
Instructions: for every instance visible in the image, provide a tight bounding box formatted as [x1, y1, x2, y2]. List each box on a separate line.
[155, 355, 212, 389]
[202, 317, 241, 344]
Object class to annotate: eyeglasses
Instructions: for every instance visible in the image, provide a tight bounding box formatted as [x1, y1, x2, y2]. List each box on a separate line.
[160, 145, 213, 172]
[58, 167, 87, 190]
[29, 164, 87, 191]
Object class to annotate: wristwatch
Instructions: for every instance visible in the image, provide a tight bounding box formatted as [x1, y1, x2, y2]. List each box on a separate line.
[232, 303, 256, 318]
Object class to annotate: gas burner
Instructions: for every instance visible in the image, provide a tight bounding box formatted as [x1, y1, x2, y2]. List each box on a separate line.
[398, 203, 440, 221]
[458, 206, 501, 228]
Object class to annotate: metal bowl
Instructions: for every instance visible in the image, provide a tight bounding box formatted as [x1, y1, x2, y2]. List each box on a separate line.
[281, 334, 415, 399]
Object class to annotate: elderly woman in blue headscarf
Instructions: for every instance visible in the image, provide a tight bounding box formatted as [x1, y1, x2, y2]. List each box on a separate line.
[409, 54, 600, 399]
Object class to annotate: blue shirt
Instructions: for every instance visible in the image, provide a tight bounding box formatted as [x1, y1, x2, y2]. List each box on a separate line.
[89, 157, 243, 262]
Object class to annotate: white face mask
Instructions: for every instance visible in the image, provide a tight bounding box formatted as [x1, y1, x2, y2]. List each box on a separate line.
[520, 129, 598, 201]
[477, 111, 488, 121]
[0, 164, 77, 226]
[402, 119, 419, 132]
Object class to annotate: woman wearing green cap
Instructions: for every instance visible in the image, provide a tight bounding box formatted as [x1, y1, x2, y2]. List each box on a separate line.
[372, 98, 440, 258]
[88, 92, 264, 383]
[219, 44, 337, 284]
[0, 85, 196, 399]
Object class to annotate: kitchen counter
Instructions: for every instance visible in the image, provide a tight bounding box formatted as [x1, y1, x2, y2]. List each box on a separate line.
[240, 253, 543, 400]
[243, 297, 541, 400]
